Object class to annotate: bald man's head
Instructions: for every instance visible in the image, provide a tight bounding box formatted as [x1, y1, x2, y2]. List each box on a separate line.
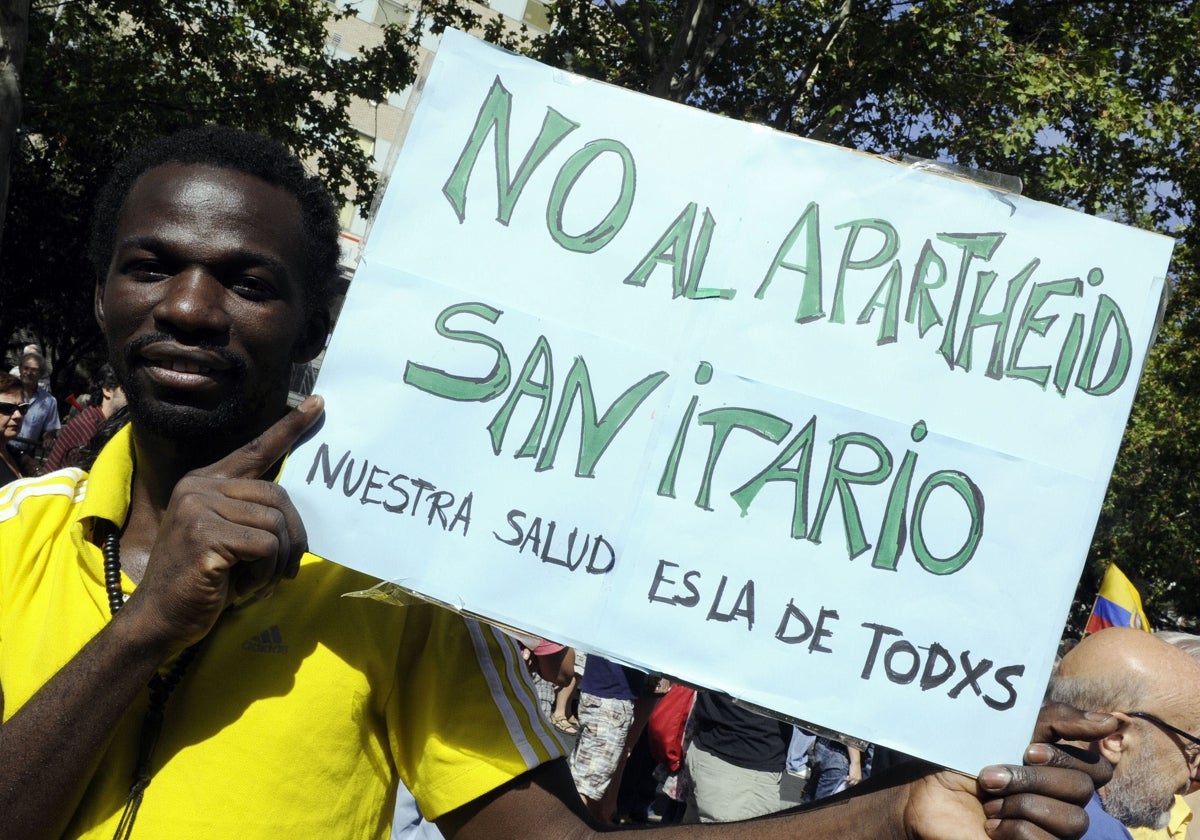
[1054, 628, 1200, 710]
[1047, 628, 1200, 830]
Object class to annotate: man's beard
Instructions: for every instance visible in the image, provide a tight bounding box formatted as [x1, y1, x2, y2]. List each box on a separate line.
[117, 334, 257, 443]
[1102, 742, 1176, 830]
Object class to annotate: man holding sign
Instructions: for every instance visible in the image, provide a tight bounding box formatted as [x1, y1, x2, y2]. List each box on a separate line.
[0, 126, 1112, 840]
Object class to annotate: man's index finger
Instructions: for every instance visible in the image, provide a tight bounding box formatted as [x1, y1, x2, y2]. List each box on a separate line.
[198, 395, 324, 481]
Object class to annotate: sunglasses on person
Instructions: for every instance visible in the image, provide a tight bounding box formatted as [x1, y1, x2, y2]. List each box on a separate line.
[0, 401, 30, 416]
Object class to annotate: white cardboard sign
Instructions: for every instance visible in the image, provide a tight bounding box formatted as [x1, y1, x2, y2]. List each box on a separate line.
[279, 30, 1174, 773]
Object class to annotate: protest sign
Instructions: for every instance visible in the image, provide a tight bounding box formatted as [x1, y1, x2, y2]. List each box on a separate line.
[278, 29, 1174, 773]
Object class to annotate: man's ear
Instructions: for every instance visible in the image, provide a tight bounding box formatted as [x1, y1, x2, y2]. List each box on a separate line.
[94, 281, 107, 331]
[292, 307, 331, 364]
[1097, 711, 1134, 766]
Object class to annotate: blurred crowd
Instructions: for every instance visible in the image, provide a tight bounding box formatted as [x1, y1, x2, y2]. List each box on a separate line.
[1, 344, 125, 486]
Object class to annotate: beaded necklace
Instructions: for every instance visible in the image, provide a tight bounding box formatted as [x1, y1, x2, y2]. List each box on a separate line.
[102, 531, 203, 840]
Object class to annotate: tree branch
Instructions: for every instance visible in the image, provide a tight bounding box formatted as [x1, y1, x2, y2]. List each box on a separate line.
[776, 0, 853, 131]
[649, 0, 707, 98]
[673, 0, 754, 103]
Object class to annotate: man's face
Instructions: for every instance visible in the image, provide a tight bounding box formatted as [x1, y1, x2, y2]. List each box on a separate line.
[19, 359, 41, 389]
[96, 164, 326, 449]
[1103, 710, 1200, 829]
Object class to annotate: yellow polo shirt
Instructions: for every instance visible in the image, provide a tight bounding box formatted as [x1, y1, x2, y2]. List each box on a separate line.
[0, 425, 564, 837]
[1130, 796, 1192, 840]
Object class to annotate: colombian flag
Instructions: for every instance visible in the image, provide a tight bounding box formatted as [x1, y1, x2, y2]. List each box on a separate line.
[1085, 563, 1151, 635]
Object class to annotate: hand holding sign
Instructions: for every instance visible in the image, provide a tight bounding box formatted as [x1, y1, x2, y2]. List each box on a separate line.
[897, 702, 1115, 840]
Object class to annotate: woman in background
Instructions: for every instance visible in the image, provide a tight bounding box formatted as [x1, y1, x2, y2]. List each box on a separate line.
[0, 372, 29, 486]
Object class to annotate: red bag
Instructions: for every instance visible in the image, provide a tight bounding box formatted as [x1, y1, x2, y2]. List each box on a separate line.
[646, 684, 695, 772]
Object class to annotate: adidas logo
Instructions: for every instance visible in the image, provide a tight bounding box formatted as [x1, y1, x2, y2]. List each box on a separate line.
[242, 625, 288, 654]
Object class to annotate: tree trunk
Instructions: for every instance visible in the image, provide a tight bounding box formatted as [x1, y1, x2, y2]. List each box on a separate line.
[0, 0, 30, 258]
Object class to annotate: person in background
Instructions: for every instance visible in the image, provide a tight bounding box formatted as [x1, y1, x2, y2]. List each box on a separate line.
[521, 639, 576, 723]
[551, 650, 583, 736]
[683, 691, 793, 823]
[0, 372, 29, 485]
[9, 348, 59, 472]
[1047, 627, 1200, 840]
[1137, 631, 1200, 840]
[806, 736, 865, 802]
[786, 727, 816, 780]
[44, 364, 126, 472]
[8, 343, 46, 384]
[569, 654, 651, 823]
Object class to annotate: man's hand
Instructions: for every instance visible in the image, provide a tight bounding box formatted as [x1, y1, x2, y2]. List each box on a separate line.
[903, 702, 1115, 840]
[847, 746, 863, 788]
[122, 395, 323, 651]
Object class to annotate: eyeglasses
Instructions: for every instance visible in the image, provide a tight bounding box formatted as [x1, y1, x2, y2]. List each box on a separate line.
[0, 402, 30, 416]
[1129, 711, 1200, 772]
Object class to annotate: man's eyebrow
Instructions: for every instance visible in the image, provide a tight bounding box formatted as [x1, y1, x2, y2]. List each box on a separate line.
[222, 251, 292, 279]
[112, 233, 169, 254]
[113, 235, 293, 277]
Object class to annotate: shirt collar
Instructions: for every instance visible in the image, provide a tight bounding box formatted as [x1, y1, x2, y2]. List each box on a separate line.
[75, 422, 135, 539]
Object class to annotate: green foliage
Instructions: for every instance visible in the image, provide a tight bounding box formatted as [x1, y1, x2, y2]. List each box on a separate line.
[2, 0, 418, 390]
[1085, 249, 1200, 632]
[529, 0, 1197, 225]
